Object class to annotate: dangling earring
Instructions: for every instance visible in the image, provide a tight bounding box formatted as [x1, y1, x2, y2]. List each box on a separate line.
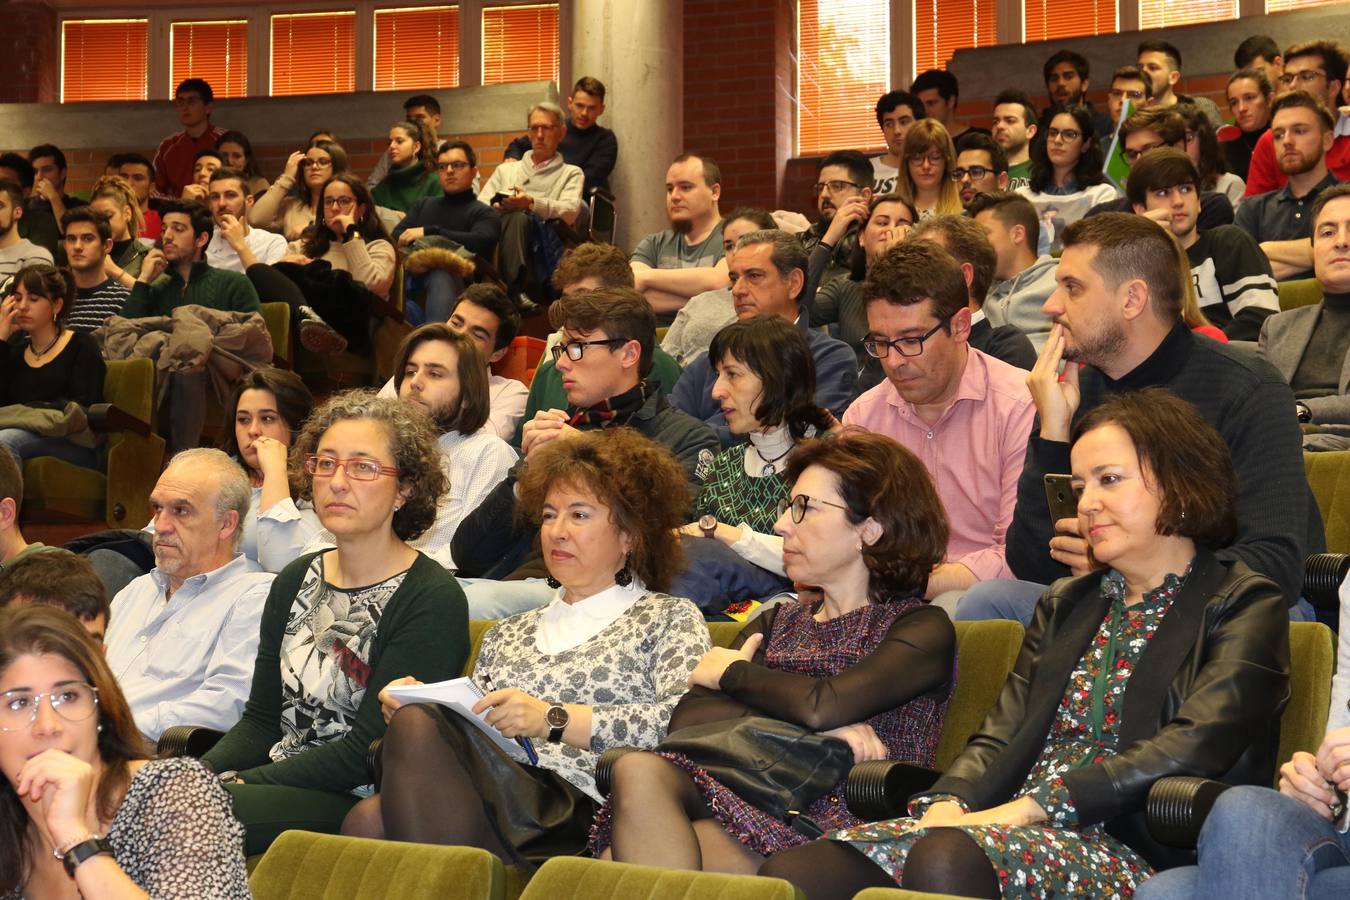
[614, 554, 633, 588]
[546, 576, 561, 589]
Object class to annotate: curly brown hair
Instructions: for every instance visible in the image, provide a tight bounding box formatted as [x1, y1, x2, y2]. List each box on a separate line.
[786, 432, 948, 599]
[289, 390, 448, 542]
[516, 429, 690, 592]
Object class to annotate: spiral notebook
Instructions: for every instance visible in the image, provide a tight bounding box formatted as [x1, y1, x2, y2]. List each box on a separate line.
[385, 677, 537, 763]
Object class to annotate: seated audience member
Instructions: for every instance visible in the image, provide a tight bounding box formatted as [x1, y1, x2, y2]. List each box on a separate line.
[0, 179, 53, 287]
[1244, 40, 1350, 197]
[1137, 39, 1225, 127]
[61, 207, 130, 332]
[1018, 104, 1119, 255]
[1176, 103, 1245, 209]
[663, 207, 776, 367]
[28, 143, 86, 227]
[116, 154, 164, 240]
[1043, 49, 1113, 142]
[0, 447, 52, 571]
[88, 175, 151, 287]
[478, 102, 584, 311]
[604, 432, 956, 872]
[181, 148, 224, 202]
[0, 548, 109, 641]
[371, 120, 441, 214]
[392, 140, 502, 323]
[345, 428, 708, 859]
[205, 167, 287, 273]
[368, 94, 445, 190]
[672, 230, 857, 446]
[631, 154, 727, 320]
[801, 150, 875, 282]
[249, 141, 349, 241]
[991, 89, 1038, 191]
[0, 605, 251, 897]
[451, 288, 719, 616]
[105, 449, 274, 742]
[0, 264, 104, 467]
[871, 90, 926, 193]
[897, 120, 963, 219]
[201, 393, 468, 855]
[1224, 67, 1276, 183]
[959, 214, 1319, 625]
[1236, 91, 1343, 281]
[1106, 65, 1153, 130]
[910, 215, 1037, 370]
[505, 76, 619, 195]
[845, 240, 1034, 603]
[1128, 149, 1277, 340]
[764, 389, 1288, 900]
[911, 68, 986, 141]
[153, 78, 225, 198]
[953, 132, 1009, 210]
[1234, 33, 1285, 87]
[1258, 184, 1350, 449]
[970, 191, 1058, 351]
[216, 129, 270, 194]
[0, 154, 59, 259]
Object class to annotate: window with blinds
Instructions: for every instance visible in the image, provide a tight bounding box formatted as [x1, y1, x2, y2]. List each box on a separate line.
[1139, 0, 1236, 30]
[1266, 0, 1343, 10]
[170, 21, 247, 98]
[1024, 0, 1117, 43]
[914, 0, 996, 74]
[61, 19, 147, 103]
[271, 11, 356, 96]
[482, 3, 559, 85]
[375, 5, 460, 90]
[798, 0, 890, 157]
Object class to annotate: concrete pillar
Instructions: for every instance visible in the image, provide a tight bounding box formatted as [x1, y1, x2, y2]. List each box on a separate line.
[571, 0, 683, 251]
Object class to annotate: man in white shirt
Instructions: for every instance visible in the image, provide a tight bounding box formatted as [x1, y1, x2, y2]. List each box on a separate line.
[204, 167, 287, 274]
[105, 449, 274, 742]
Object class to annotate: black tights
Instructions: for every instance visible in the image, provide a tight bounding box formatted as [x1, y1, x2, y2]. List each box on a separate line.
[760, 830, 1000, 900]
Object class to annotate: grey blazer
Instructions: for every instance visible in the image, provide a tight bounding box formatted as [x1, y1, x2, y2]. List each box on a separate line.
[1258, 301, 1350, 428]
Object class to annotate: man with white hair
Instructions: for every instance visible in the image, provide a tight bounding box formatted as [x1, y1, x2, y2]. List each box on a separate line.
[104, 449, 275, 742]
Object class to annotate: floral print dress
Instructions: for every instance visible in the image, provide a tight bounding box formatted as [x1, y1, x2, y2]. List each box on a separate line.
[830, 567, 1188, 898]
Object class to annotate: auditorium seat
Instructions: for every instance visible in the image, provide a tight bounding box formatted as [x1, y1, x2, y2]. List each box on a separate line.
[517, 856, 802, 900]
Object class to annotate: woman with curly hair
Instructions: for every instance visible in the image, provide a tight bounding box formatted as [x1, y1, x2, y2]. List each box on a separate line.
[371, 120, 441, 214]
[87, 175, 149, 287]
[344, 428, 712, 869]
[896, 120, 963, 219]
[201, 391, 469, 856]
[600, 432, 957, 874]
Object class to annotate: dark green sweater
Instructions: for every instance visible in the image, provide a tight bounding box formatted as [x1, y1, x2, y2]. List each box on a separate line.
[372, 162, 443, 213]
[203, 551, 469, 791]
[122, 261, 261, 319]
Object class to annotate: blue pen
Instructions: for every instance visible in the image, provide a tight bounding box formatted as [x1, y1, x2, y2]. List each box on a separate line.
[480, 672, 539, 765]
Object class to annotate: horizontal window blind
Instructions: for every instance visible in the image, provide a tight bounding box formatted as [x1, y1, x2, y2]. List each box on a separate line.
[482, 3, 559, 85]
[1266, 0, 1343, 10]
[170, 21, 248, 99]
[1139, 0, 1237, 29]
[271, 11, 356, 96]
[1024, 0, 1117, 43]
[62, 19, 147, 103]
[798, 0, 890, 156]
[375, 5, 460, 90]
[914, 0, 996, 74]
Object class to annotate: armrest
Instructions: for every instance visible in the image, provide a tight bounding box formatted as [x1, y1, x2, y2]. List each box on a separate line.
[157, 725, 226, 759]
[845, 760, 942, 821]
[1303, 553, 1350, 614]
[367, 738, 384, 790]
[87, 402, 152, 437]
[1145, 776, 1233, 848]
[594, 746, 643, 797]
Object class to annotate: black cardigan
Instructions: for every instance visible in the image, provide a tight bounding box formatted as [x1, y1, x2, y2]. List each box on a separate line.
[932, 551, 1290, 870]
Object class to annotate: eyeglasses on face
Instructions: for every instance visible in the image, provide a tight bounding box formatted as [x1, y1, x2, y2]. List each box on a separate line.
[550, 338, 627, 362]
[304, 455, 401, 481]
[1123, 143, 1166, 163]
[1108, 89, 1146, 101]
[0, 683, 99, 732]
[437, 160, 471, 172]
[1046, 127, 1082, 143]
[907, 153, 945, 167]
[862, 316, 951, 359]
[306, 158, 334, 169]
[950, 166, 992, 181]
[322, 196, 357, 210]
[1279, 69, 1326, 87]
[778, 493, 850, 524]
[814, 179, 861, 194]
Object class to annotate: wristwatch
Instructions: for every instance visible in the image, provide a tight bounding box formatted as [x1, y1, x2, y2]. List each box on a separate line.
[1296, 401, 1313, 424]
[343, 223, 361, 242]
[58, 835, 114, 876]
[545, 704, 570, 743]
[699, 514, 718, 539]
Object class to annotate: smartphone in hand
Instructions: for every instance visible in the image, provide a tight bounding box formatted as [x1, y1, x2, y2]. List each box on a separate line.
[1043, 474, 1079, 530]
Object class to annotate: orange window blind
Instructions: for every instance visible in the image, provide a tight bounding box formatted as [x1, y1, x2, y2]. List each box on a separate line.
[482, 3, 559, 85]
[1266, 0, 1343, 10]
[170, 21, 248, 99]
[62, 19, 147, 103]
[798, 0, 891, 157]
[271, 11, 356, 96]
[1024, 0, 1117, 43]
[375, 5, 460, 91]
[914, 0, 996, 74]
[1139, 0, 1236, 29]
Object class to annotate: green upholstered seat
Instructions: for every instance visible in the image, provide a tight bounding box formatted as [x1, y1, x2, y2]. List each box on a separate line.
[517, 856, 804, 900]
[1304, 450, 1350, 554]
[851, 889, 972, 899]
[249, 830, 505, 900]
[260, 301, 291, 368]
[1281, 622, 1334, 772]
[1278, 278, 1324, 312]
[936, 620, 1024, 770]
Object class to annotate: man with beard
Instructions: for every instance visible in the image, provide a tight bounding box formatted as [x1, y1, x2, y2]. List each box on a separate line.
[1042, 50, 1112, 142]
[800, 149, 873, 283]
[204, 167, 287, 273]
[631, 154, 727, 322]
[953, 132, 1009, 210]
[0, 154, 60, 259]
[60, 207, 130, 332]
[104, 449, 274, 742]
[0, 179, 52, 290]
[953, 213, 1319, 624]
[1236, 91, 1344, 280]
[992, 90, 1038, 191]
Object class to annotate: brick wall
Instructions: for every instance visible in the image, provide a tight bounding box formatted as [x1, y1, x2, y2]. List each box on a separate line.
[2, 1, 57, 104]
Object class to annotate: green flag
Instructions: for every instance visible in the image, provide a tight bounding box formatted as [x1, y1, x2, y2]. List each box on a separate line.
[1102, 99, 1132, 191]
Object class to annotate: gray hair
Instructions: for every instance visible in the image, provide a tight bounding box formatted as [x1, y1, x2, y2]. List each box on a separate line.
[165, 448, 252, 550]
[735, 229, 809, 281]
[527, 101, 567, 128]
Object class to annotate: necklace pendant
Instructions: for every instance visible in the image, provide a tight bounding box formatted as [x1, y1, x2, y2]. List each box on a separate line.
[762, 464, 775, 477]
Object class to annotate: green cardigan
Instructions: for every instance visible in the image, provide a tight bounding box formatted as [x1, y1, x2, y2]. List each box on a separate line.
[203, 550, 469, 792]
[372, 162, 443, 213]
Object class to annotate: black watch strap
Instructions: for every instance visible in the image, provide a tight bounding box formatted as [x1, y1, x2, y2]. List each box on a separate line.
[344, 223, 361, 241]
[61, 837, 114, 876]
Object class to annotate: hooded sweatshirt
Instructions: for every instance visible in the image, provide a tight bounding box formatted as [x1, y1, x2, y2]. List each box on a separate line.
[985, 254, 1058, 352]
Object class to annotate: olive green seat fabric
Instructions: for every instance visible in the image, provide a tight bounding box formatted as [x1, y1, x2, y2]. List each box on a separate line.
[249, 830, 505, 900]
[1281, 622, 1334, 773]
[1304, 450, 1350, 554]
[517, 857, 804, 900]
[1278, 278, 1324, 312]
[851, 889, 973, 899]
[935, 620, 1025, 770]
[261, 301, 292, 367]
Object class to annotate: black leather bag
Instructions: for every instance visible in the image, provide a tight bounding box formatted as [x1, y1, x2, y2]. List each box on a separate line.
[657, 716, 853, 836]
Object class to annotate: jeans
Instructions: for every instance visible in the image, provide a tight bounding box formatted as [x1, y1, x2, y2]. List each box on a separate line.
[0, 427, 99, 468]
[414, 269, 463, 324]
[456, 576, 555, 619]
[1135, 785, 1350, 900]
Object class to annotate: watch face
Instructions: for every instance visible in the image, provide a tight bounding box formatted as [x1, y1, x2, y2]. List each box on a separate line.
[699, 514, 717, 531]
[546, 705, 569, 728]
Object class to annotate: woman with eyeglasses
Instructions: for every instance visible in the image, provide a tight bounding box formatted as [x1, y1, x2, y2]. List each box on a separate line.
[1018, 104, 1118, 255]
[372, 120, 442, 215]
[599, 432, 956, 875]
[895, 120, 963, 219]
[0, 605, 250, 898]
[201, 391, 469, 857]
[249, 140, 350, 241]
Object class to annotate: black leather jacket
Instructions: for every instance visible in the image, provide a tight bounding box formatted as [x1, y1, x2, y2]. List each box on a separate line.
[932, 550, 1290, 870]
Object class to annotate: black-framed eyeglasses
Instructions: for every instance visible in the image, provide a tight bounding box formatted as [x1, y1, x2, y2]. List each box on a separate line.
[551, 338, 627, 362]
[304, 455, 401, 481]
[0, 683, 99, 732]
[862, 317, 951, 359]
[1123, 142, 1166, 163]
[436, 160, 471, 172]
[1046, 127, 1082, 142]
[778, 493, 849, 524]
[950, 166, 991, 182]
[322, 196, 356, 209]
[1279, 69, 1326, 87]
[813, 179, 861, 194]
[1108, 88, 1146, 101]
